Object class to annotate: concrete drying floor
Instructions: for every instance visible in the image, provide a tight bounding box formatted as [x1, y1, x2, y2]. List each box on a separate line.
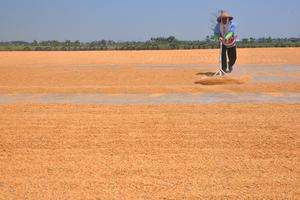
[0, 49, 299, 199]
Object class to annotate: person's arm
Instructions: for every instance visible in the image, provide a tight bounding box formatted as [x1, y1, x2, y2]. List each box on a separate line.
[225, 22, 236, 41]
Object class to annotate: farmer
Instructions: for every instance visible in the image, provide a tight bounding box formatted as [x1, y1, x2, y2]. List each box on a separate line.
[214, 11, 237, 73]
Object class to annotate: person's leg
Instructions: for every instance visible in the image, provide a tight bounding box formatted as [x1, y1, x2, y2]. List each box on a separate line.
[221, 45, 227, 72]
[227, 46, 237, 73]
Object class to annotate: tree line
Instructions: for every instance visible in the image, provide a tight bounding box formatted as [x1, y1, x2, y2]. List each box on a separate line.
[0, 36, 299, 51]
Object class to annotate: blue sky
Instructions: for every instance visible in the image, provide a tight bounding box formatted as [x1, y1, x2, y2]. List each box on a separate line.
[0, 0, 299, 42]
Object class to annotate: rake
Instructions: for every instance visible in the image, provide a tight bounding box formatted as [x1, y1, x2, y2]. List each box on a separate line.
[214, 40, 227, 76]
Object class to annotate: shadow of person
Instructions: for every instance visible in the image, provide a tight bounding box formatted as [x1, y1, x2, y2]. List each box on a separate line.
[196, 72, 215, 77]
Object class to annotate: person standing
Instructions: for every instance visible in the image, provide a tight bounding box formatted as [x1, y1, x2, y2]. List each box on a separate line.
[214, 11, 237, 73]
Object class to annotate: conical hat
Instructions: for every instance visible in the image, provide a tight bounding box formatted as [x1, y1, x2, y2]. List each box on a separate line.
[217, 11, 234, 22]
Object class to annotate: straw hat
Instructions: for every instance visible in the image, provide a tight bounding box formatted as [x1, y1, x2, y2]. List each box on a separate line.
[217, 11, 234, 22]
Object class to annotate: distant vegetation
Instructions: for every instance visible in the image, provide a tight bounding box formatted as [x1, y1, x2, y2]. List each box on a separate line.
[0, 36, 299, 51]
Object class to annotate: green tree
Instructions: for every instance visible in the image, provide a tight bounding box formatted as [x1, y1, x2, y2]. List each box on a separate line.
[167, 36, 177, 43]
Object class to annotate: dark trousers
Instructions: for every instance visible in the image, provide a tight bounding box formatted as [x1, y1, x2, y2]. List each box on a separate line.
[222, 45, 237, 72]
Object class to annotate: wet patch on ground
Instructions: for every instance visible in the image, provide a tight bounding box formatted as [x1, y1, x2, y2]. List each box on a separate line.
[231, 64, 300, 83]
[194, 64, 300, 85]
[1, 93, 299, 104]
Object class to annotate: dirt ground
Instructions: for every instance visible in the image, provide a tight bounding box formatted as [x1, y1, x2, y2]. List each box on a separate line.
[0, 48, 300, 199]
